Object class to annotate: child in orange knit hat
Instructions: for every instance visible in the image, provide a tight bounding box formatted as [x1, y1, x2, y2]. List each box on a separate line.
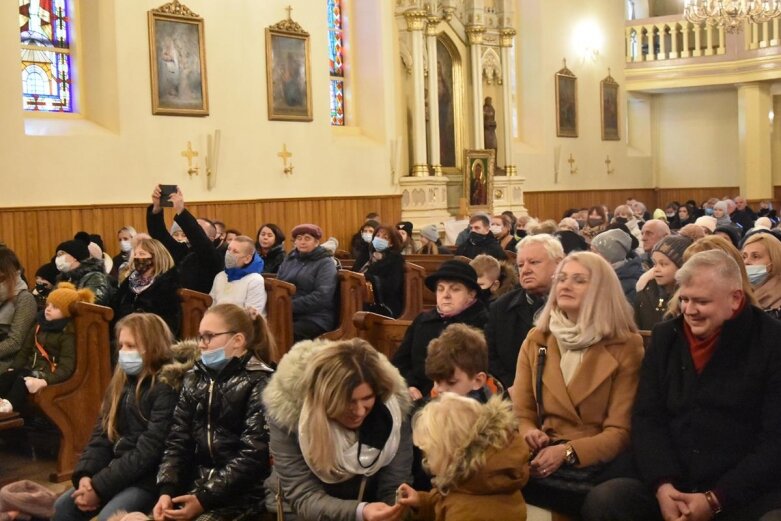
[0, 282, 94, 413]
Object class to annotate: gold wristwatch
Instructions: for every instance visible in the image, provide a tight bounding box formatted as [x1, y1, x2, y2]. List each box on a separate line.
[563, 443, 578, 465]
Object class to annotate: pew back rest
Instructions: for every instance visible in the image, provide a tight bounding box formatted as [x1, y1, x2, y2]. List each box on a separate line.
[320, 270, 368, 341]
[179, 289, 213, 340]
[353, 311, 412, 360]
[399, 262, 425, 320]
[265, 277, 296, 361]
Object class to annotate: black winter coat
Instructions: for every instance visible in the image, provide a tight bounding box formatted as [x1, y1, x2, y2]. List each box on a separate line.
[633, 279, 672, 331]
[358, 251, 405, 319]
[260, 245, 286, 274]
[485, 288, 544, 388]
[147, 206, 224, 295]
[71, 374, 180, 501]
[455, 233, 506, 261]
[632, 305, 781, 511]
[113, 269, 182, 338]
[392, 301, 488, 396]
[614, 257, 643, 305]
[157, 354, 273, 511]
[58, 258, 114, 306]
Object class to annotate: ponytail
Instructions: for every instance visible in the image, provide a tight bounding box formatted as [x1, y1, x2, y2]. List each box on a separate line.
[249, 312, 277, 364]
[207, 303, 277, 364]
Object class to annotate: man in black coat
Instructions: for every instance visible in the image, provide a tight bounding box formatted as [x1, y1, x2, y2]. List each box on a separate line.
[731, 196, 756, 232]
[456, 214, 506, 261]
[147, 185, 224, 295]
[582, 250, 781, 521]
[485, 234, 563, 388]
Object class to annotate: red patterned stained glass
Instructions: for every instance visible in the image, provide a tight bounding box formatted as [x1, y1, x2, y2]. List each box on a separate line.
[328, 0, 345, 125]
[330, 79, 344, 126]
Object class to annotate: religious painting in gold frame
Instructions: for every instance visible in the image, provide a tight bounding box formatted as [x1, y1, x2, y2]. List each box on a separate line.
[601, 72, 620, 141]
[265, 14, 313, 122]
[148, 0, 209, 116]
[463, 149, 495, 213]
[555, 61, 577, 138]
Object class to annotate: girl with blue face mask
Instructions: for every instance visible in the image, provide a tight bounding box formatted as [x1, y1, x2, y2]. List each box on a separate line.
[153, 304, 276, 521]
[54, 313, 192, 521]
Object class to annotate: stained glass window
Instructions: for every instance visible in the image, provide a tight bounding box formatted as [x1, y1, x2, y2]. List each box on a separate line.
[20, 0, 74, 113]
[327, 0, 345, 126]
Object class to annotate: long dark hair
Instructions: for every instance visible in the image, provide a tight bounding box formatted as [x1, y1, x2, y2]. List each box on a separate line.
[255, 223, 286, 252]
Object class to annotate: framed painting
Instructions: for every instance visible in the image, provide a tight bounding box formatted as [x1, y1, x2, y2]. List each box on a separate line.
[148, 0, 208, 116]
[601, 72, 620, 141]
[463, 149, 495, 213]
[266, 15, 312, 121]
[555, 61, 577, 138]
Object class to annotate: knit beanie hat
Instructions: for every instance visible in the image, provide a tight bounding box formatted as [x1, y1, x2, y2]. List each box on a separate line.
[652, 235, 693, 268]
[420, 224, 439, 243]
[320, 237, 339, 254]
[653, 208, 668, 221]
[35, 262, 59, 285]
[396, 221, 413, 236]
[291, 223, 323, 240]
[46, 282, 95, 317]
[592, 229, 632, 264]
[73, 231, 91, 245]
[0, 480, 57, 519]
[55, 240, 90, 261]
[694, 216, 717, 233]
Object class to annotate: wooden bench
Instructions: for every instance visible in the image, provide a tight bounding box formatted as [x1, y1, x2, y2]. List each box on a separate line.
[640, 329, 652, 350]
[403, 254, 472, 309]
[265, 278, 296, 361]
[321, 270, 370, 341]
[179, 288, 213, 340]
[353, 311, 412, 360]
[33, 301, 114, 482]
[0, 412, 23, 431]
[399, 262, 425, 320]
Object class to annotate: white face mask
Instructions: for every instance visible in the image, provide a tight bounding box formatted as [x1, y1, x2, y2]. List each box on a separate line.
[120, 240, 132, 253]
[361, 232, 373, 243]
[55, 256, 72, 273]
[489, 224, 503, 236]
[746, 264, 769, 286]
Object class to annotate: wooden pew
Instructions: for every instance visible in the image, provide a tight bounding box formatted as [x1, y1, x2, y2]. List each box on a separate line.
[639, 329, 652, 350]
[0, 412, 23, 431]
[179, 289, 213, 340]
[403, 254, 472, 309]
[353, 311, 412, 360]
[321, 270, 370, 341]
[339, 258, 355, 270]
[33, 301, 114, 482]
[399, 262, 425, 320]
[265, 277, 296, 361]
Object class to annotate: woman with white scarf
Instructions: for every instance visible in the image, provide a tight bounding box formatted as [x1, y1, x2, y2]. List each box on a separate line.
[263, 338, 413, 521]
[0, 246, 37, 374]
[511, 251, 643, 519]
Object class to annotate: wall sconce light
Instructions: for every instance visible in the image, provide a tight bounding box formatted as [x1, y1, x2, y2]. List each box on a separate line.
[572, 19, 603, 63]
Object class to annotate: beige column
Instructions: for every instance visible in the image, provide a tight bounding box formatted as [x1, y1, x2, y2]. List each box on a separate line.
[467, 25, 486, 149]
[500, 28, 517, 176]
[737, 83, 773, 199]
[426, 16, 443, 176]
[405, 10, 429, 177]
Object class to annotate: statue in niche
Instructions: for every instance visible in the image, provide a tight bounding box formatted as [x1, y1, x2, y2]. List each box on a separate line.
[483, 96, 497, 152]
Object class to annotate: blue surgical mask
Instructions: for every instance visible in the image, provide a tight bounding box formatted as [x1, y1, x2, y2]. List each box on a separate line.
[372, 237, 389, 252]
[705, 208, 714, 216]
[746, 264, 769, 286]
[201, 346, 230, 371]
[118, 350, 143, 376]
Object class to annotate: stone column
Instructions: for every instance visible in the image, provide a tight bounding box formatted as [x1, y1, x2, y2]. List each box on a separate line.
[405, 10, 429, 177]
[426, 16, 443, 176]
[467, 25, 486, 149]
[737, 83, 772, 199]
[500, 28, 517, 176]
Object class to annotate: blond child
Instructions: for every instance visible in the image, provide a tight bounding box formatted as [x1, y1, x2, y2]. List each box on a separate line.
[398, 393, 529, 521]
[469, 254, 517, 304]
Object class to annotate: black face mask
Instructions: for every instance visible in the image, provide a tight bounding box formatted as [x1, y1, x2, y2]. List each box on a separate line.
[469, 231, 488, 242]
[478, 287, 493, 303]
[615, 216, 628, 225]
[133, 258, 153, 273]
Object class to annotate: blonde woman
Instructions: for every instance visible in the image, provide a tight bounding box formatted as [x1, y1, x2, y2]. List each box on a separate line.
[112, 237, 181, 338]
[742, 232, 781, 319]
[54, 313, 193, 521]
[263, 338, 413, 521]
[511, 252, 643, 518]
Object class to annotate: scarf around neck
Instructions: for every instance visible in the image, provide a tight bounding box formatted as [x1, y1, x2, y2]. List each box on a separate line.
[128, 270, 155, 294]
[755, 274, 781, 311]
[548, 307, 602, 385]
[225, 253, 264, 282]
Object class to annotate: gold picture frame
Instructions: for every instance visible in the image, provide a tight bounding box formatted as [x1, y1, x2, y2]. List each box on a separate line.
[601, 71, 620, 141]
[463, 149, 495, 213]
[555, 60, 577, 138]
[265, 15, 313, 122]
[148, 0, 208, 116]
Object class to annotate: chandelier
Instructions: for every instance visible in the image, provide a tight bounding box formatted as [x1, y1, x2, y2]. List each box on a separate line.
[683, 0, 781, 33]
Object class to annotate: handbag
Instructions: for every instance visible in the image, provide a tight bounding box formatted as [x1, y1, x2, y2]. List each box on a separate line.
[530, 346, 604, 494]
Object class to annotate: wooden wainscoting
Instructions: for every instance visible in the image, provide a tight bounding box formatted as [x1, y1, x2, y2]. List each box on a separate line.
[0, 195, 401, 279]
[523, 186, 739, 221]
[774, 186, 781, 207]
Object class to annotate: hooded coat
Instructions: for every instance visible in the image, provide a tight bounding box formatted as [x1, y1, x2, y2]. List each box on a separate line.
[262, 340, 413, 521]
[57, 257, 114, 306]
[413, 397, 529, 521]
[71, 341, 198, 501]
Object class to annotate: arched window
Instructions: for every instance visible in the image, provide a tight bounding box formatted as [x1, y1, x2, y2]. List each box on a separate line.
[327, 0, 345, 126]
[20, 0, 75, 112]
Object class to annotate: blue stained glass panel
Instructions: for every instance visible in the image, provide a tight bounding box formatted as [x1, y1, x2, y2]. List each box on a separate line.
[327, 0, 342, 31]
[329, 30, 344, 77]
[330, 79, 344, 126]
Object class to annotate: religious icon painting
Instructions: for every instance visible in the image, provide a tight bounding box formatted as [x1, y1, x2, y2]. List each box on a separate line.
[601, 72, 620, 141]
[266, 11, 313, 122]
[148, 0, 209, 116]
[555, 60, 577, 138]
[463, 149, 495, 214]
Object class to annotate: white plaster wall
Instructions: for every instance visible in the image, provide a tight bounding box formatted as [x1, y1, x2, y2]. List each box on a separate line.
[0, 0, 399, 207]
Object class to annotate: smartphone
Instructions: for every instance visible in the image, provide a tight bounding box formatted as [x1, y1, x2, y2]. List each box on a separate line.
[159, 184, 178, 207]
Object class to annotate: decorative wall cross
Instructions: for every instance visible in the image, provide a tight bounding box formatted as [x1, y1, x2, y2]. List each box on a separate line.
[278, 144, 294, 175]
[605, 155, 615, 175]
[181, 141, 199, 176]
[567, 153, 578, 175]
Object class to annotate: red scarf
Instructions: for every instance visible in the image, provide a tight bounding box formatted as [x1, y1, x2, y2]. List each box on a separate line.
[683, 297, 745, 374]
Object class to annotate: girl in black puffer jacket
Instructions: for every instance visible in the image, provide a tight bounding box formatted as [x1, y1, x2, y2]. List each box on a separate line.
[53, 313, 195, 521]
[153, 303, 276, 521]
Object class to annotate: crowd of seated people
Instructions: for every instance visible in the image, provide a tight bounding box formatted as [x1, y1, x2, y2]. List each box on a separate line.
[0, 193, 779, 521]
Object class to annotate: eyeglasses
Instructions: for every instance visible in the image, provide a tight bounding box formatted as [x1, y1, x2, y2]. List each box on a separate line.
[197, 331, 235, 345]
[555, 273, 590, 285]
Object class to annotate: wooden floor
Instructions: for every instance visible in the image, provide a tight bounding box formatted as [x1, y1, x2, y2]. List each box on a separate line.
[0, 428, 70, 496]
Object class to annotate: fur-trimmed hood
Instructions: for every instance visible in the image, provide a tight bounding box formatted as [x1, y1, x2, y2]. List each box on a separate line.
[433, 396, 528, 494]
[158, 338, 199, 391]
[262, 338, 412, 433]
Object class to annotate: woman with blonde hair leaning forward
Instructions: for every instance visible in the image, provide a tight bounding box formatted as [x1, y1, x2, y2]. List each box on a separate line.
[263, 337, 413, 521]
[511, 251, 643, 519]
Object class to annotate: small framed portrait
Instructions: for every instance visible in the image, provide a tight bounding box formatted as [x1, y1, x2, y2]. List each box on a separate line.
[555, 62, 577, 138]
[148, 0, 209, 116]
[266, 16, 313, 122]
[463, 149, 495, 213]
[601, 72, 620, 141]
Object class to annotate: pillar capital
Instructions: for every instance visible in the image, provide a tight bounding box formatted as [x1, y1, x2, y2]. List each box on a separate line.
[499, 28, 516, 47]
[466, 25, 486, 45]
[426, 16, 441, 36]
[404, 9, 428, 31]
